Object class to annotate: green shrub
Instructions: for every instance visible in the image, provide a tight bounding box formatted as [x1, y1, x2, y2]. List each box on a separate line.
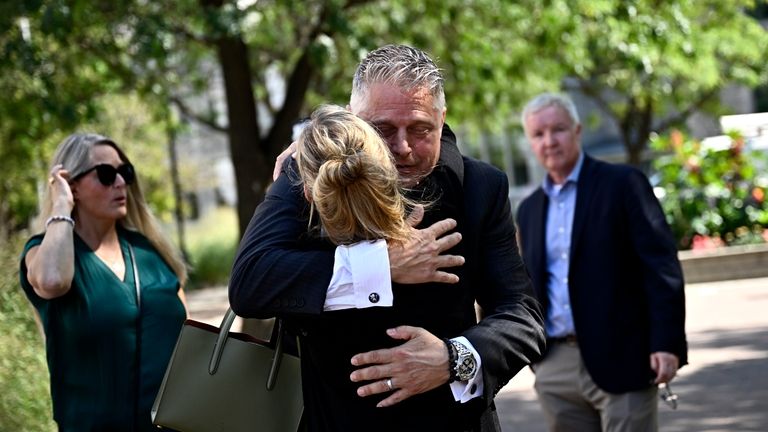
[185, 206, 239, 289]
[187, 238, 237, 289]
[651, 130, 768, 250]
[0, 237, 56, 431]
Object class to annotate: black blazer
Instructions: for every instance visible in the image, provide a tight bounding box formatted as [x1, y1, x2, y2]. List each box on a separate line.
[516, 155, 687, 394]
[229, 127, 545, 431]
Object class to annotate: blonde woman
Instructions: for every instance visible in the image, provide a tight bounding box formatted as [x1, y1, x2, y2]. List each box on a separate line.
[295, 104, 414, 246]
[19, 133, 188, 431]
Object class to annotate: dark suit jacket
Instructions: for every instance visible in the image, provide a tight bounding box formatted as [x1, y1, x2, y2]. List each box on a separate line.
[229, 126, 545, 431]
[516, 154, 687, 394]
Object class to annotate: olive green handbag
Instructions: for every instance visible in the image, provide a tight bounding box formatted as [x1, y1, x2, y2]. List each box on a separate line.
[152, 308, 303, 431]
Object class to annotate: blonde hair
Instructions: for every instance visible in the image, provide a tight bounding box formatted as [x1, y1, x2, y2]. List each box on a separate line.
[39, 133, 188, 286]
[296, 105, 413, 245]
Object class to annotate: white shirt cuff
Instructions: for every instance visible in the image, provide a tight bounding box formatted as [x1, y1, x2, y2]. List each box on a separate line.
[448, 336, 484, 403]
[324, 240, 392, 311]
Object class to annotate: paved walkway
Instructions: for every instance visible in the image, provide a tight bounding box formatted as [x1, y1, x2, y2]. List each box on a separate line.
[496, 277, 768, 432]
[187, 277, 768, 432]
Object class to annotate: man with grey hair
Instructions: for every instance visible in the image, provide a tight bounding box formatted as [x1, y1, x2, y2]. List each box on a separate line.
[516, 92, 687, 431]
[230, 44, 545, 431]
[349, 44, 447, 188]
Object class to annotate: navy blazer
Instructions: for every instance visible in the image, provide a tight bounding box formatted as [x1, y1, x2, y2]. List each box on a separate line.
[229, 126, 545, 431]
[516, 154, 687, 393]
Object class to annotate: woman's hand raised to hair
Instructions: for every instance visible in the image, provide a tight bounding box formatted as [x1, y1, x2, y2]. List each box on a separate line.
[48, 164, 75, 215]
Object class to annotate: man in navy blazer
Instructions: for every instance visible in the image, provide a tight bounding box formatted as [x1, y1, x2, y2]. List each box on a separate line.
[516, 93, 687, 431]
[229, 45, 545, 431]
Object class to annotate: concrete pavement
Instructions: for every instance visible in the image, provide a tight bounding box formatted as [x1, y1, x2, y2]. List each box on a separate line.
[496, 277, 768, 432]
[186, 277, 768, 432]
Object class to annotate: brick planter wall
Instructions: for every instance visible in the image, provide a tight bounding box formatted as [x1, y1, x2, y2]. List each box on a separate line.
[679, 243, 768, 284]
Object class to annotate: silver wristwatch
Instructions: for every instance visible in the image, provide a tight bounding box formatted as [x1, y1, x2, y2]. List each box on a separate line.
[449, 339, 478, 382]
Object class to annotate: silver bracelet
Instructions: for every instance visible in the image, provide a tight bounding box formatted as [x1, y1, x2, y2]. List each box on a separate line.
[45, 215, 75, 229]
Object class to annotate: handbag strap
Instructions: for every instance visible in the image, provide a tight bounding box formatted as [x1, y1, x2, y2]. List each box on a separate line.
[209, 309, 237, 374]
[128, 244, 140, 307]
[209, 307, 287, 391]
[267, 319, 286, 391]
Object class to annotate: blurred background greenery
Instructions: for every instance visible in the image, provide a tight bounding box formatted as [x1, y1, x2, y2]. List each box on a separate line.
[2, 0, 768, 428]
[652, 130, 768, 250]
[0, 239, 55, 432]
[3, 0, 768, 239]
[185, 207, 239, 290]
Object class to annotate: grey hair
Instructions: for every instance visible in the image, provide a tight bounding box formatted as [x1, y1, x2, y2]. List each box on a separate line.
[521, 93, 580, 134]
[350, 44, 445, 111]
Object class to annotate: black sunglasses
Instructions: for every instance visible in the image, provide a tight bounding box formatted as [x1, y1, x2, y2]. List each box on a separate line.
[72, 163, 135, 186]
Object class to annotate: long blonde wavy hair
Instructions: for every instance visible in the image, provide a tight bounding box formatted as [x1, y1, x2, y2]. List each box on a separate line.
[38, 133, 188, 286]
[296, 105, 413, 246]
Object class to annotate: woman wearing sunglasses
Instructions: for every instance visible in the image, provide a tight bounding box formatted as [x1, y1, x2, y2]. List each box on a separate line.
[19, 133, 188, 431]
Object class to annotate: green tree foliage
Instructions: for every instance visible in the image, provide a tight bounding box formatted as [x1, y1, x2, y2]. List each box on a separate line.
[524, 0, 768, 164]
[2, 0, 768, 236]
[329, 1, 558, 129]
[0, 1, 104, 236]
[0, 1, 178, 236]
[1, 0, 567, 235]
[174, 0, 560, 234]
[651, 130, 768, 249]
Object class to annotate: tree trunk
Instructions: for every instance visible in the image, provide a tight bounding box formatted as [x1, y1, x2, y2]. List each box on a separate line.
[626, 139, 643, 166]
[212, 34, 272, 336]
[265, 51, 316, 157]
[620, 99, 653, 167]
[167, 122, 190, 262]
[200, 0, 321, 335]
[213, 36, 269, 236]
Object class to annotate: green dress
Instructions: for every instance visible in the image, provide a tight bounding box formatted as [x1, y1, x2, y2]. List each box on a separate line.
[20, 226, 186, 431]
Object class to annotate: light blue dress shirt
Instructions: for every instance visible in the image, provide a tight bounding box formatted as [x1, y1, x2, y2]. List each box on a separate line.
[541, 152, 584, 338]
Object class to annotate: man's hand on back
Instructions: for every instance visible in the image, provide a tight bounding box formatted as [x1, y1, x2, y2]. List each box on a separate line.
[349, 326, 451, 407]
[274, 144, 465, 285]
[388, 205, 465, 284]
[273, 142, 297, 181]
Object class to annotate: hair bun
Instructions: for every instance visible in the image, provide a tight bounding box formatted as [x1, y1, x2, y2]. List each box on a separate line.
[320, 151, 366, 189]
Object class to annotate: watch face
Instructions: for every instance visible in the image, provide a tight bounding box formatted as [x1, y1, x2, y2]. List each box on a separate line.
[457, 355, 477, 381]
[451, 340, 477, 381]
